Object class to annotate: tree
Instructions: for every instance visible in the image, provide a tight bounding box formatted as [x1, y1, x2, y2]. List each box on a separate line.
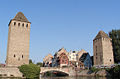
[29, 59, 33, 64]
[19, 63, 40, 79]
[107, 65, 120, 77]
[36, 62, 43, 67]
[109, 30, 120, 63]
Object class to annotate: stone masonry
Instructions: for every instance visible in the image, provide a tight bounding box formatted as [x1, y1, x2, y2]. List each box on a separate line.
[0, 67, 23, 77]
[93, 31, 114, 66]
[6, 12, 31, 67]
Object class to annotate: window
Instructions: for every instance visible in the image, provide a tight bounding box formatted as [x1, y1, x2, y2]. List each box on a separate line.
[14, 54, 16, 57]
[14, 22, 16, 26]
[22, 23, 24, 27]
[22, 55, 23, 58]
[65, 61, 66, 64]
[63, 56, 66, 59]
[18, 23, 20, 26]
[26, 24, 28, 28]
[110, 59, 111, 62]
[96, 46, 97, 52]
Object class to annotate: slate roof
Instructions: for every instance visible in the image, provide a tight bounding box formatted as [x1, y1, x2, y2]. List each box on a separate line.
[8, 12, 31, 26]
[94, 31, 110, 40]
[12, 12, 30, 23]
[79, 53, 88, 62]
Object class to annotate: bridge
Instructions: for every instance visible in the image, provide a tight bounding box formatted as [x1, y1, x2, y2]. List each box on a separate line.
[40, 67, 76, 76]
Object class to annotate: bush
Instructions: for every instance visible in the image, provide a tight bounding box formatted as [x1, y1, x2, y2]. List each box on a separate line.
[90, 67, 100, 72]
[19, 63, 40, 79]
[107, 65, 120, 77]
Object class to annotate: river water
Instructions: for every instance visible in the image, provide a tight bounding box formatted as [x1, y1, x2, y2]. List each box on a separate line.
[40, 76, 118, 79]
[0, 77, 118, 79]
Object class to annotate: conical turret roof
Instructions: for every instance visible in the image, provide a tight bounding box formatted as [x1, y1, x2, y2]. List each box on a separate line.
[12, 12, 30, 23]
[94, 30, 110, 40]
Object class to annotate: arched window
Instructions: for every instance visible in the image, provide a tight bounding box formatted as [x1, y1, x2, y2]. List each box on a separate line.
[26, 24, 28, 28]
[14, 22, 16, 26]
[18, 23, 20, 26]
[22, 23, 24, 27]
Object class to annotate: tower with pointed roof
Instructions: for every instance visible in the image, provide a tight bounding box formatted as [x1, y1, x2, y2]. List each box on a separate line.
[6, 12, 31, 67]
[93, 31, 114, 66]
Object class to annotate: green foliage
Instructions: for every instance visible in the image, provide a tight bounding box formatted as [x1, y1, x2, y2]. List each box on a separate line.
[109, 30, 120, 63]
[43, 71, 56, 77]
[107, 65, 120, 77]
[90, 67, 100, 72]
[18, 63, 40, 79]
[29, 59, 33, 64]
[45, 72, 52, 76]
[36, 62, 43, 67]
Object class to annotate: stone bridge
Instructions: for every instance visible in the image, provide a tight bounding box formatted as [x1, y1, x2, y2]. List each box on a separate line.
[40, 67, 76, 76]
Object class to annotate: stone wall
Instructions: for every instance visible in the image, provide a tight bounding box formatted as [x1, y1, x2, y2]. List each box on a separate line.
[6, 13, 30, 67]
[93, 31, 114, 66]
[0, 67, 23, 77]
[93, 38, 103, 65]
[102, 38, 114, 65]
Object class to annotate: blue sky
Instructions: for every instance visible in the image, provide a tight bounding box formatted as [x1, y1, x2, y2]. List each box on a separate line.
[0, 0, 120, 63]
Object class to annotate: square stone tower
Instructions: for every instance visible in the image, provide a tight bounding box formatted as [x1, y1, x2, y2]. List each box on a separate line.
[6, 12, 31, 67]
[93, 31, 114, 66]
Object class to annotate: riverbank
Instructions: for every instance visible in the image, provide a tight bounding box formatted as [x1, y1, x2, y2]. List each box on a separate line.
[77, 69, 109, 77]
[77, 65, 120, 78]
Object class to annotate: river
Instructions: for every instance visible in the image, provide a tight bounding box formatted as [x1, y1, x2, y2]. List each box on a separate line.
[0, 76, 118, 79]
[40, 76, 118, 79]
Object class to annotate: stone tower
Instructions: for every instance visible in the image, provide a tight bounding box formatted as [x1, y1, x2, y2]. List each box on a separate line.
[93, 31, 114, 66]
[6, 12, 31, 67]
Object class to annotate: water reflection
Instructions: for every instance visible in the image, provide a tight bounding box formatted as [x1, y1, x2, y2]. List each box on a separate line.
[40, 77, 113, 79]
[0, 78, 21, 79]
[0, 77, 117, 79]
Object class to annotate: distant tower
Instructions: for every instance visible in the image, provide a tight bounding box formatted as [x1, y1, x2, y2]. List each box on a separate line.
[93, 31, 114, 66]
[6, 12, 31, 67]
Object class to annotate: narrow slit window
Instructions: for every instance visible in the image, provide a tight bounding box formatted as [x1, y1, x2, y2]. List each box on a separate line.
[22, 23, 24, 27]
[26, 24, 28, 28]
[14, 54, 16, 57]
[18, 23, 20, 26]
[22, 55, 23, 58]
